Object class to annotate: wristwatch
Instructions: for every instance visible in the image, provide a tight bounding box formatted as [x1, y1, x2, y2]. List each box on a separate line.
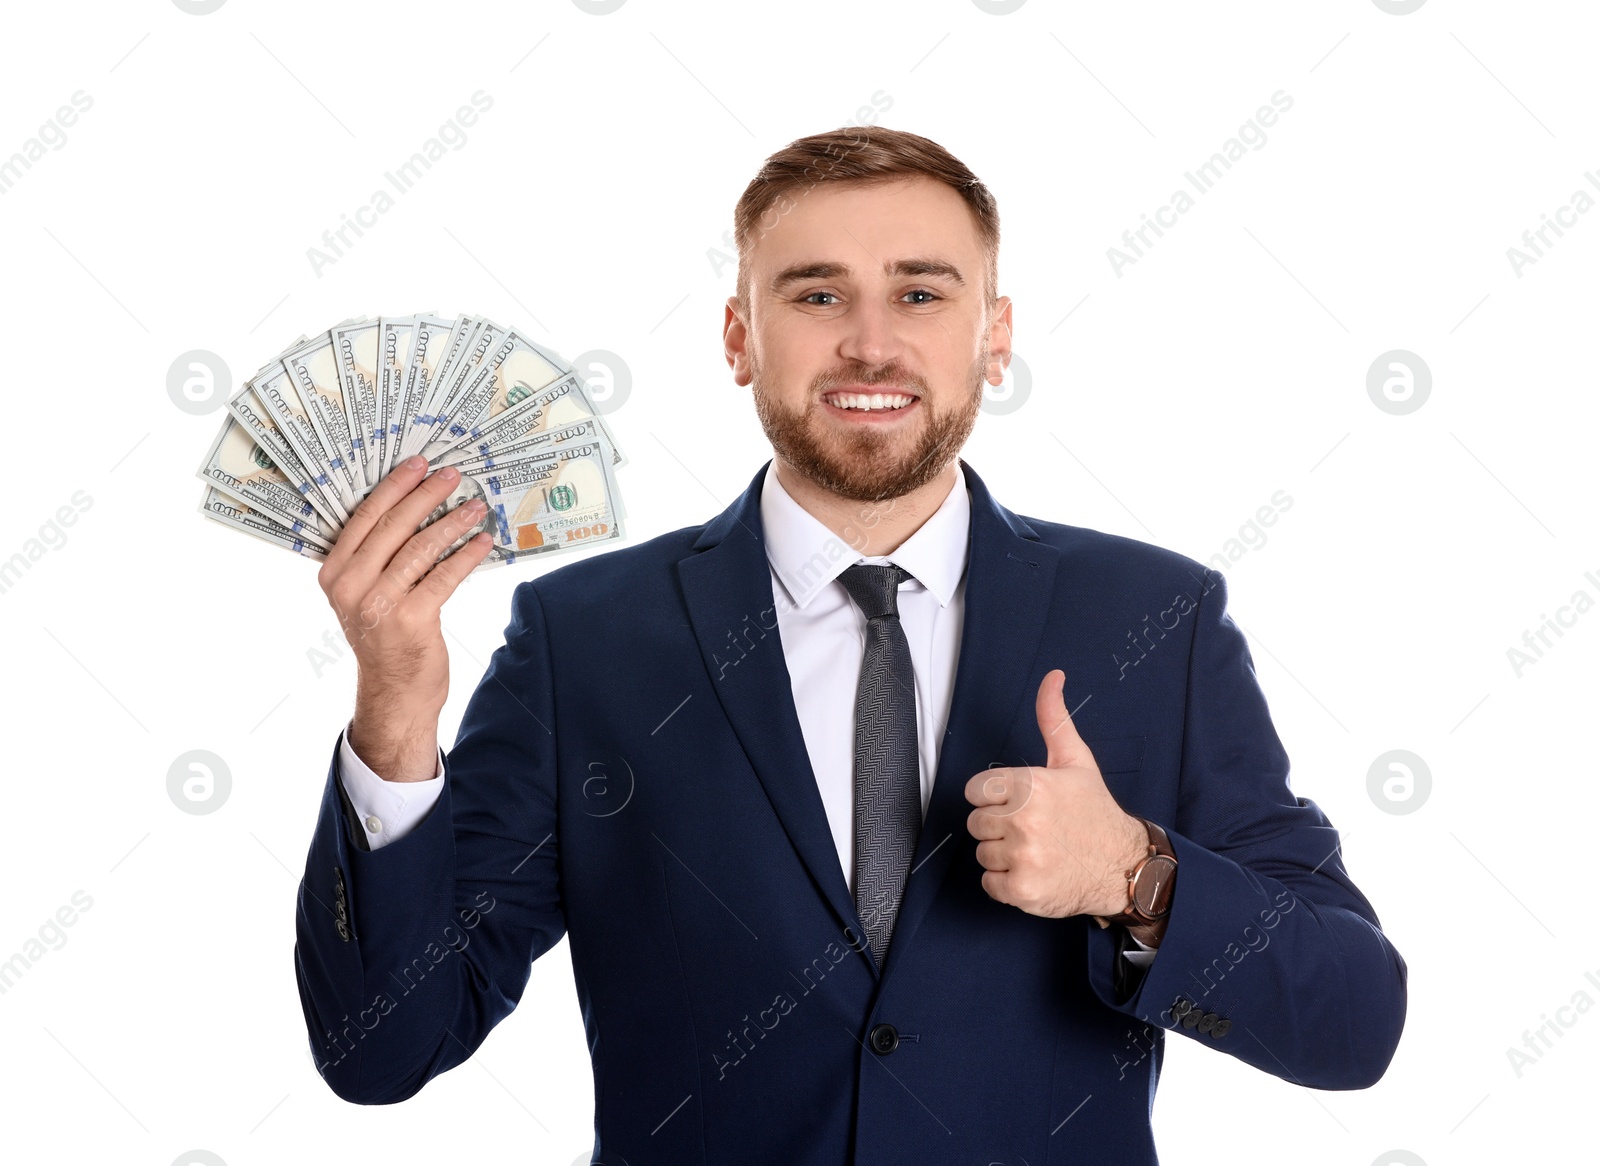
[1094, 818, 1177, 929]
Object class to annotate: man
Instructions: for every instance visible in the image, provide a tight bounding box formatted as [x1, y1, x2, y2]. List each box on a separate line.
[296, 126, 1406, 1164]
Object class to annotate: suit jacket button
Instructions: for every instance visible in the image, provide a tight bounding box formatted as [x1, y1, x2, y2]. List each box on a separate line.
[1171, 997, 1192, 1020]
[869, 1023, 899, 1055]
[1181, 1006, 1201, 1029]
[335, 918, 350, 943]
[1196, 1011, 1217, 1034]
[1211, 1018, 1231, 1038]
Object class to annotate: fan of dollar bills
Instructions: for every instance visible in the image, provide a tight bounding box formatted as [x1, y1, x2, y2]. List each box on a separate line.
[196, 314, 627, 572]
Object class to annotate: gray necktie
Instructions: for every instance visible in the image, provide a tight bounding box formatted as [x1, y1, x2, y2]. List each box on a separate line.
[837, 562, 922, 968]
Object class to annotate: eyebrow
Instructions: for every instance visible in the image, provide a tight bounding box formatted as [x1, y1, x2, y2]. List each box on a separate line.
[769, 257, 967, 292]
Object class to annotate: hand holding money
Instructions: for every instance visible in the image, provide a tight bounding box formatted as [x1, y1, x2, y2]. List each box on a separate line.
[318, 457, 486, 782]
[194, 311, 629, 781]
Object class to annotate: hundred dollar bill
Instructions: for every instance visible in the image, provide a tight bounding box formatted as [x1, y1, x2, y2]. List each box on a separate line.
[395, 313, 480, 463]
[428, 369, 605, 464]
[199, 485, 329, 560]
[201, 311, 631, 573]
[449, 415, 606, 473]
[225, 384, 347, 531]
[375, 316, 420, 477]
[424, 330, 625, 467]
[470, 341, 626, 467]
[390, 314, 456, 469]
[283, 331, 363, 507]
[249, 359, 356, 518]
[450, 415, 629, 520]
[427, 318, 506, 444]
[418, 322, 534, 456]
[196, 417, 339, 543]
[425, 439, 625, 571]
[330, 319, 382, 492]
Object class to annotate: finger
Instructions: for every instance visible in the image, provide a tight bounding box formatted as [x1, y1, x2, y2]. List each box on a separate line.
[974, 839, 1009, 873]
[378, 497, 490, 596]
[966, 806, 1007, 841]
[321, 455, 431, 573]
[980, 869, 1011, 904]
[414, 530, 495, 606]
[1036, 669, 1090, 770]
[345, 464, 468, 582]
[964, 766, 1016, 809]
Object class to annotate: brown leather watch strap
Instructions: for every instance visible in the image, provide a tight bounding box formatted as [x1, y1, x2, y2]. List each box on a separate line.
[1097, 819, 1177, 928]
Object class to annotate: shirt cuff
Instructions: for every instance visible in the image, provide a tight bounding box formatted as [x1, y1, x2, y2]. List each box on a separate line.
[1121, 930, 1158, 968]
[337, 724, 445, 851]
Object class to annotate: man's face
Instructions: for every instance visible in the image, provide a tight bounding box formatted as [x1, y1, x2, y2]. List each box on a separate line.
[725, 175, 1012, 504]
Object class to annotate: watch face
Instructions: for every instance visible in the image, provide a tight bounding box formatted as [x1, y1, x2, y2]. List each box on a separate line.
[1134, 855, 1179, 917]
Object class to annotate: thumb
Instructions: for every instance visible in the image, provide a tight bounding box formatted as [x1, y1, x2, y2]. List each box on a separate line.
[1036, 669, 1090, 770]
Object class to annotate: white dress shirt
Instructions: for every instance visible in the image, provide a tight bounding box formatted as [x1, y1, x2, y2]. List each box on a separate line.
[337, 461, 1155, 963]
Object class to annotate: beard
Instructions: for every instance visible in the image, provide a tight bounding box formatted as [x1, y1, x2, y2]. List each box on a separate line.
[750, 336, 988, 504]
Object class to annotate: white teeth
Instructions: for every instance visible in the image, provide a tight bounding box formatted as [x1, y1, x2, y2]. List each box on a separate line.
[825, 392, 914, 411]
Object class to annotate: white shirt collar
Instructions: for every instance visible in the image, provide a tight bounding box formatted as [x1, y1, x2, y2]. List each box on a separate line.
[760, 460, 970, 611]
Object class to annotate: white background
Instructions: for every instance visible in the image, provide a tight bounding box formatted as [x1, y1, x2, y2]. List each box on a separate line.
[0, 2, 1594, 1164]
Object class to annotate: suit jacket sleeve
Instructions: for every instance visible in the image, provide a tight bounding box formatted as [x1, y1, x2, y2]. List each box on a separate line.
[1084, 568, 1407, 1090]
[294, 580, 566, 1104]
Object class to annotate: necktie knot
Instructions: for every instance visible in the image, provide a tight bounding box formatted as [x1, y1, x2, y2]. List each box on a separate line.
[838, 563, 911, 621]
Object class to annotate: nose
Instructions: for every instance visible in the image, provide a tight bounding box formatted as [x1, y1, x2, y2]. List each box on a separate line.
[836, 294, 902, 373]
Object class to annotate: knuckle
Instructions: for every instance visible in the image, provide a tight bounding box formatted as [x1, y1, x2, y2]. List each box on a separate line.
[351, 492, 383, 523]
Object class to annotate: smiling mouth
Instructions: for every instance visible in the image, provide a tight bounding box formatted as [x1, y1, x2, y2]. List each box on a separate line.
[820, 390, 919, 412]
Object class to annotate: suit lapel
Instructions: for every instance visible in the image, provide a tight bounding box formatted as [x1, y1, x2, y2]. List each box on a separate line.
[880, 460, 1059, 979]
[678, 461, 860, 937]
[676, 458, 1060, 980]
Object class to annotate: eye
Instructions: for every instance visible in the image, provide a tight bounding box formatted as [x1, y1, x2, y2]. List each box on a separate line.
[801, 291, 840, 306]
[902, 289, 940, 304]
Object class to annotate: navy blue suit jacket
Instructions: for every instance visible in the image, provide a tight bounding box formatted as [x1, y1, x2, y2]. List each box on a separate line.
[295, 457, 1406, 1164]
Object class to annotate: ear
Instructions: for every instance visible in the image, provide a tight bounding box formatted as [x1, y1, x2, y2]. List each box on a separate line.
[985, 295, 1013, 385]
[724, 297, 752, 385]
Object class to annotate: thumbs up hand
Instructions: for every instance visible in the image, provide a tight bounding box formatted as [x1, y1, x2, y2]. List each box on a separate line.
[963, 669, 1151, 921]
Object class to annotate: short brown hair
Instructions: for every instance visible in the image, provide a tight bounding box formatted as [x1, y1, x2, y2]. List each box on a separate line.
[732, 126, 1000, 314]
